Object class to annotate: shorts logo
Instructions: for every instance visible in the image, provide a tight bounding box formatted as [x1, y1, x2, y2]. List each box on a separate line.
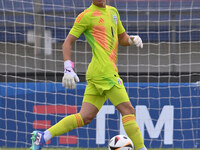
[113, 15, 117, 24]
[117, 78, 122, 86]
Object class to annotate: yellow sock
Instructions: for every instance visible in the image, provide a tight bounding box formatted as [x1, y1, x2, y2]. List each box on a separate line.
[48, 113, 84, 137]
[122, 114, 145, 150]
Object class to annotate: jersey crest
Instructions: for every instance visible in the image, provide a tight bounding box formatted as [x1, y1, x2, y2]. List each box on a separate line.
[113, 15, 117, 24]
[117, 78, 122, 86]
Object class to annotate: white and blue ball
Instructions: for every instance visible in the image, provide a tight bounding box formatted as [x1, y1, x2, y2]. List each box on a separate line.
[108, 135, 134, 150]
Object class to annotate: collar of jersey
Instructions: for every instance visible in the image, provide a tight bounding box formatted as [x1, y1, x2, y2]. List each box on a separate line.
[91, 3, 107, 11]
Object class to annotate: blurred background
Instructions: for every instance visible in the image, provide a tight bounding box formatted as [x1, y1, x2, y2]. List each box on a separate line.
[0, 0, 200, 149]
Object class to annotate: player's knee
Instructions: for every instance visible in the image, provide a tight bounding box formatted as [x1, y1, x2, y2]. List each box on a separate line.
[82, 114, 95, 125]
[124, 104, 135, 115]
[116, 102, 135, 116]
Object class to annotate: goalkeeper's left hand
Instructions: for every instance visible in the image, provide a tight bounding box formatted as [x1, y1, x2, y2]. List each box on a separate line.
[62, 60, 80, 89]
[129, 35, 143, 48]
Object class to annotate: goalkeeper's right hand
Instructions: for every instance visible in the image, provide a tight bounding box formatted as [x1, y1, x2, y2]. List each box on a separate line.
[62, 60, 80, 89]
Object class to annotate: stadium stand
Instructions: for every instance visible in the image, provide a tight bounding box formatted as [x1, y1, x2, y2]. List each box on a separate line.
[0, 0, 200, 42]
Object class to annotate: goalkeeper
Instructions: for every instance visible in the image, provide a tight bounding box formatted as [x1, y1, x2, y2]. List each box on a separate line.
[30, 0, 146, 150]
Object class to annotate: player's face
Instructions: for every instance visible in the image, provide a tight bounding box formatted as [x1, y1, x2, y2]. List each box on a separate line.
[92, 0, 106, 8]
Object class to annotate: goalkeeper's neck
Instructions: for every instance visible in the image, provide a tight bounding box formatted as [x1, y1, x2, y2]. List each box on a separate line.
[92, 0, 106, 8]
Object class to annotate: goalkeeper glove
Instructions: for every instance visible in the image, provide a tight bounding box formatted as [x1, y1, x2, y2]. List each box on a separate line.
[129, 35, 143, 48]
[62, 60, 80, 89]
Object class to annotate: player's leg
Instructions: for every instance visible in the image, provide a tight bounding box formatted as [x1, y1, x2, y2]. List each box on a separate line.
[79, 102, 99, 125]
[47, 102, 99, 137]
[116, 102, 146, 150]
[106, 85, 147, 150]
[47, 82, 106, 138]
[30, 82, 106, 150]
[30, 102, 98, 150]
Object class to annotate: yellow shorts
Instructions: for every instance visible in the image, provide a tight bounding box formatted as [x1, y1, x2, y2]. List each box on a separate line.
[83, 78, 130, 110]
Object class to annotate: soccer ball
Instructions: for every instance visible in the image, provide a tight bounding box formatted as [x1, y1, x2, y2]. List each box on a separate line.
[108, 135, 134, 150]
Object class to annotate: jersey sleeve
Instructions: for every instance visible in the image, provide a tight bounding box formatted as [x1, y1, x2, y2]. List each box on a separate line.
[69, 10, 90, 38]
[116, 9, 125, 35]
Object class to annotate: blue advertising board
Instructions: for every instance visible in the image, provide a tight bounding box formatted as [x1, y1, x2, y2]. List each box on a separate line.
[0, 82, 200, 148]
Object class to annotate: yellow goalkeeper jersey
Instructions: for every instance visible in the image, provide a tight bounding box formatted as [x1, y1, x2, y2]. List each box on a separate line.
[69, 3, 125, 83]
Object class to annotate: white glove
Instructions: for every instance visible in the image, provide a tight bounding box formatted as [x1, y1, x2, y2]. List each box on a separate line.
[129, 35, 143, 48]
[62, 60, 80, 89]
